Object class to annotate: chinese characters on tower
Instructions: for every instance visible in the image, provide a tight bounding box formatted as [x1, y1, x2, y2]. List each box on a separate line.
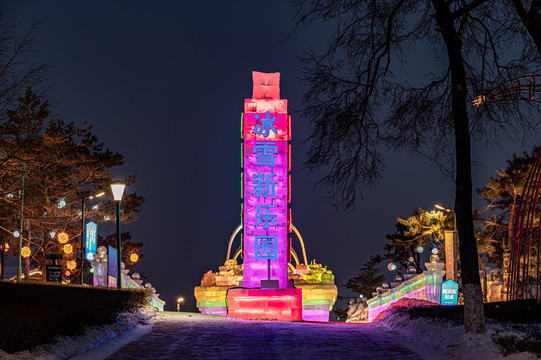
[242, 72, 291, 289]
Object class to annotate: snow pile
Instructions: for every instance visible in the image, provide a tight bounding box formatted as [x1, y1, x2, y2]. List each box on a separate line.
[374, 305, 539, 360]
[0, 307, 155, 360]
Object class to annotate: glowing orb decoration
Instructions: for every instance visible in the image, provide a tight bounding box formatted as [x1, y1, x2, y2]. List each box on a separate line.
[67, 260, 77, 270]
[65, 271, 70, 276]
[92, 204, 98, 210]
[58, 232, 69, 244]
[387, 262, 396, 271]
[13, 230, 20, 238]
[49, 231, 56, 239]
[130, 253, 139, 263]
[416, 246, 424, 253]
[97, 246, 107, 256]
[63, 244, 73, 254]
[58, 199, 66, 209]
[6, 193, 13, 198]
[104, 215, 110, 220]
[407, 265, 417, 274]
[21, 246, 31, 258]
[431, 247, 439, 255]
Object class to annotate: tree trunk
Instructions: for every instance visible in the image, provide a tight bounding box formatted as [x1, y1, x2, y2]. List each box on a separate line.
[0, 241, 5, 280]
[478, 255, 488, 302]
[511, 1, 541, 56]
[432, 0, 485, 333]
[24, 228, 31, 281]
[503, 194, 517, 300]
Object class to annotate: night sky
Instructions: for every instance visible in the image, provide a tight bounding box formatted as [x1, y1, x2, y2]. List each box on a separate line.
[4, 2, 539, 311]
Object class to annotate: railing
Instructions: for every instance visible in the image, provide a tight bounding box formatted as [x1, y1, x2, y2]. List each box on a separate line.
[367, 270, 445, 321]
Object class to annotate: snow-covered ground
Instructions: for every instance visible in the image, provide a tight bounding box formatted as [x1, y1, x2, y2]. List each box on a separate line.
[374, 306, 541, 360]
[0, 309, 154, 360]
[1, 309, 539, 359]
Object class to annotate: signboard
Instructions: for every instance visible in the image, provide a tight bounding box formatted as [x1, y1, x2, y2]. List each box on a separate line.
[46, 265, 62, 283]
[85, 221, 97, 261]
[441, 279, 459, 305]
[242, 72, 291, 289]
[444, 230, 457, 281]
[108, 245, 118, 286]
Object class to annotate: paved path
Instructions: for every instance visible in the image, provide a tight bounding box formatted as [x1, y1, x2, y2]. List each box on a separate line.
[89, 313, 448, 360]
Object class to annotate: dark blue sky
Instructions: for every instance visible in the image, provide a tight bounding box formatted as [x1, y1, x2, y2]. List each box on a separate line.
[5, 2, 537, 310]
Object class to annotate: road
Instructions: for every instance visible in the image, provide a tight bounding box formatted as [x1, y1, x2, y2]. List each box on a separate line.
[75, 313, 451, 360]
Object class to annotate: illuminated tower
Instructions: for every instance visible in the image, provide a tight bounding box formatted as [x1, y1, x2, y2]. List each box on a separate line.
[228, 71, 302, 321]
[241, 71, 290, 289]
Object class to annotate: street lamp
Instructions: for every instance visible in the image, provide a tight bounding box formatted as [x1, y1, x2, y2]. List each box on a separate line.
[81, 190, 106, 285]
[435, 203, 456, 230]
[111, 181, 125, 289]
[177, 297, 184, 312]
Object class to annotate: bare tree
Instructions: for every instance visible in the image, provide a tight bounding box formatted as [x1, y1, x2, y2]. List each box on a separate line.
[295, 0, 539, 333]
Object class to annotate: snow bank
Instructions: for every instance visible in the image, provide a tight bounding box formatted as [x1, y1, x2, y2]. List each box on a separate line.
[0, 308, 155, 360]
[374, 305, 539, 360]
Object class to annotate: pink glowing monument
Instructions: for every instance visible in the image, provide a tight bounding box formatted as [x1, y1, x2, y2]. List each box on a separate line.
[228, 71, 302, 321]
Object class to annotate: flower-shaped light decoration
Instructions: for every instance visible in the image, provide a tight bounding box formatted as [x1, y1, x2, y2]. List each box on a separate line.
[58, 232, 69, 244]
[67, 260, 77, 270]
[63, 243, 73, 254]
[21, 246, 31, 258]
[130, 253, 139, 263]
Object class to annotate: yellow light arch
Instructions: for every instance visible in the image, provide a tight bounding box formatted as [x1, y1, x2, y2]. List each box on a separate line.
[226, 224, 308, 265]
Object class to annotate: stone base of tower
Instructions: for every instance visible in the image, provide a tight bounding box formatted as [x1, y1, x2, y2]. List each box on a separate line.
[228, 288, 302, 321]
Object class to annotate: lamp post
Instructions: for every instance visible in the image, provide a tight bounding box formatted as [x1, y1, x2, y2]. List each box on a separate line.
[16, 162, 26, 283]
[81, 191, 105, 285]
[177, 297, 184, 312]
[111, 181, 125, 289]
[435, 203, 458, 281]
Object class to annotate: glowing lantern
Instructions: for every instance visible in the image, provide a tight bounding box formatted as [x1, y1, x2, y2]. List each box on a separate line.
[4, 243, 9, 252]
[67, 260, 77, 270]
[21, 246, 31, 258]
[58, 232, 69, 244]
[65, 271, 70, 276]
[58, 199, 66, 209]
[130, 253, 139, 262]
[63, 244, 73, 254]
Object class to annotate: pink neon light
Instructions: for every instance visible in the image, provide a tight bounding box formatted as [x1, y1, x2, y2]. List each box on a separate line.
[302, 310, 330, 322]
[243, 113, 290, 289]
[242, 113, 290, 141]
[244, 99, 288, 114]
[228, 288, 302, 321]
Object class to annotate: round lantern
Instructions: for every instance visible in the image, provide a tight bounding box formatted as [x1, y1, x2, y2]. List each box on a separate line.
[130, 253, 139, 263]
[67, 260, 77, 270]
[58, 232, 69, 244]
[21, 246, 31, 258]
[63, 243, 73, 254]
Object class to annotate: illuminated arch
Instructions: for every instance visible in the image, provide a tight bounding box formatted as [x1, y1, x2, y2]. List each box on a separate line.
[232, 246, 301, 266]
[226, 224, 308, 265]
